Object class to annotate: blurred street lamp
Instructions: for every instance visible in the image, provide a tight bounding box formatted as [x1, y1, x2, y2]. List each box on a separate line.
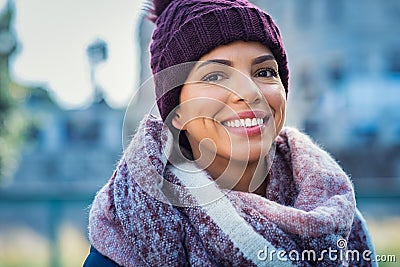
[86, 38, 108, 103]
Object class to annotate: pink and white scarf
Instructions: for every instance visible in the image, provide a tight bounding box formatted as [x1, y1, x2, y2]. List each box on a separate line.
[88, 115, 376, 266]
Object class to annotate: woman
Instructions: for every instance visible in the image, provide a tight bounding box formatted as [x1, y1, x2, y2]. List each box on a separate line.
[84, 0, 376, 266]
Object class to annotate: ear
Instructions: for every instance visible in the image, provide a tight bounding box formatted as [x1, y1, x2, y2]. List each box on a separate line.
[171, 109, 187, 130]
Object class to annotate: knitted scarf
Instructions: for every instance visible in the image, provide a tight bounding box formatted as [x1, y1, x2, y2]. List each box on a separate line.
[88, 115, 376, 266]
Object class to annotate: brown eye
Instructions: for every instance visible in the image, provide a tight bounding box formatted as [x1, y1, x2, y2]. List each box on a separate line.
[255, 68, 278, 78]
[202, 72, 226, 82]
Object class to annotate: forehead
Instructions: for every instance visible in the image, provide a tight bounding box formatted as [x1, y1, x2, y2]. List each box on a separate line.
[198, 41, 273, 61]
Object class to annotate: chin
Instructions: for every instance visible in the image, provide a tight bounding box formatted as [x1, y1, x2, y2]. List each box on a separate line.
[229, 148, 270, 164]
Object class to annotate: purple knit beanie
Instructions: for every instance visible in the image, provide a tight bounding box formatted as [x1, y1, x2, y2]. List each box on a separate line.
[149, 0, 289, 122]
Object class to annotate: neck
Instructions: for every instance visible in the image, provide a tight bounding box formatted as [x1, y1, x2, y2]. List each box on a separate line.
[195, 154, 269, 196]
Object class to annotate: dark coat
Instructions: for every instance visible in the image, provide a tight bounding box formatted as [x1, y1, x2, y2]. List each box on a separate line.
[83, 246, 120, 267]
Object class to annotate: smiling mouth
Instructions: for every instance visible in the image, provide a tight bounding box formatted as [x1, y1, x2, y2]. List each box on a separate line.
[222, 117, 264, 128]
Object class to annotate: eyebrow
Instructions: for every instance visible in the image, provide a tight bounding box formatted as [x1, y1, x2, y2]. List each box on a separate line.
[196, 59, 232, 70]
[196, 54, 276, 70]
[252, 54, 276, 65]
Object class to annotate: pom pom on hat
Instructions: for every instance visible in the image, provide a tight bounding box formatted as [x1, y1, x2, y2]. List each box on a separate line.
[148, 0, 289, 122]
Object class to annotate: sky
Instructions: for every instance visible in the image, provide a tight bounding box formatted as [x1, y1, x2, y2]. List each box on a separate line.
[1, 0, 146, 109]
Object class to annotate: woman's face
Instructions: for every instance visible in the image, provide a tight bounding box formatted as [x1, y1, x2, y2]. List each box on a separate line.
[172, 41, 286, 168]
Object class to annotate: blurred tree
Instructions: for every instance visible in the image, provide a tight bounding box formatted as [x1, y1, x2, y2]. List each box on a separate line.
[0, 1, 28, 183]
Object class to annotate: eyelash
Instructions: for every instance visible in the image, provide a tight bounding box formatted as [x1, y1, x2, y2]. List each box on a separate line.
[254, 68, 278, 78]
[201, 72, 226, 82]
[201, 67, 278, 82]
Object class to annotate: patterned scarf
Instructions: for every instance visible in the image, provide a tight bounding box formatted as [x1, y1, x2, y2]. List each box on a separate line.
[88, 115, 376, 266]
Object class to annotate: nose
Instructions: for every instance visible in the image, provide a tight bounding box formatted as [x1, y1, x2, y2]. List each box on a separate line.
[229, 72, 262, 104]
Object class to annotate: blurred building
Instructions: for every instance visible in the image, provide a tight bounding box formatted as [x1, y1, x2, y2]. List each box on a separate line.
[12, 88, 123, 184]
[251, 0, 400, 187]
[4, 35, 124, 188]
[251, 0, 400, 151]
[0, 87, 124, 266]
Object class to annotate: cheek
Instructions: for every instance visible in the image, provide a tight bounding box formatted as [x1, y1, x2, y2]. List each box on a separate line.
[178, 100, 225, 126]
[275, 98, 286, 132]
[260, 84, 287, 129]
[260, 84, 286, 106]
[179, 88, 229, 122]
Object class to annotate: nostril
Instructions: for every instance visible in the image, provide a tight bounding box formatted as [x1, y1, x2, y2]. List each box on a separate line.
[231, 91, 262, 104]
[241, 96, 261, 105]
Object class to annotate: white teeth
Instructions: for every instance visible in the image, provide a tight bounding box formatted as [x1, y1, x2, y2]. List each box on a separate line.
[223, 118, 264, 128]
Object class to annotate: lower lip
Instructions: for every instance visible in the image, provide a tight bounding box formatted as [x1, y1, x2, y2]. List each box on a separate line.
[222, 119, 268, 137]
